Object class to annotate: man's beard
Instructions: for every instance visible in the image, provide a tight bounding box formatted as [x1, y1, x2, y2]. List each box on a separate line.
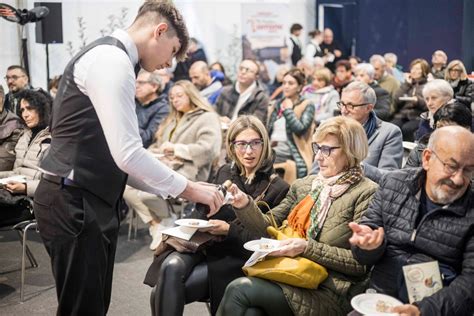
[430, 179, 466, 204]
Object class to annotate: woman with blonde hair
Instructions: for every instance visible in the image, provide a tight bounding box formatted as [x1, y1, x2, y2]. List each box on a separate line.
[445, 59, 473, 109]
[123, 80, 222, 250]
[218, 116, 378, 316]
[144, 115, 289, 315]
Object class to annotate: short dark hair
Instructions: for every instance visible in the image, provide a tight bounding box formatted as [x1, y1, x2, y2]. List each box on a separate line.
[135, 1, 189, 62]
[290, 23, 303, 34]
[7, 65, 28, 76]
[336, 59, 351, 71]
[18, 89, 52, 128]
[434, 101, 472, 130]
[284, 68, 306, 86]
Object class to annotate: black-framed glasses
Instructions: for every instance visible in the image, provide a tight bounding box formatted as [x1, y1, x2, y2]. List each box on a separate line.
[431, 150, 474, 179]
[336, 101, 370, 111]
[232, 139, 263, 151]
[312, 142, 340, 158]
[4, 75, 26, 81]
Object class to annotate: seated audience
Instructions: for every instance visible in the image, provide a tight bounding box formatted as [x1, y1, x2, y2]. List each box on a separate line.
[415, 79, 453, 141]
[445, 59, 473, 109]
[354, 63, 391, 121]
[4, 65, 31, 116]
[332, 60, 353, 95]
[370, 54, 400, 103]
[189, 61, 223, 105]
[123, 81, 222, 250]
[268, 68, 315, 182]
[135, 70, 169, 148]
[0, 89, 51, 225]
[348, 55, 362, 74]
[156, 68, 173, 98]
[268, 64, 290, 101]
[0, 85, 24, 171]
[173, 37, 207, 81]
[405, 102, 472, 168]
[430, 50, 448, 79]
[301, 67, 339, 124]
[392, 58, 430, 141]
[215, 59, 269, 125]
[350, 126, 474, 316]
[210, 62, 232, 86]
[383, 52, 405, 83]
[48, 75, 62, 99]
[312, 82, 403, 183]
[144, 115, 289, 316]
[218, 116, 378, 316]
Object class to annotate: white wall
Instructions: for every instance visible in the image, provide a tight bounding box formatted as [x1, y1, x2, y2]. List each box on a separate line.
[0, 0, 316, 91]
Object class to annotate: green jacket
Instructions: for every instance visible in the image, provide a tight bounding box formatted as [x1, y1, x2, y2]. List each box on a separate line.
[235, 175, 378, 316]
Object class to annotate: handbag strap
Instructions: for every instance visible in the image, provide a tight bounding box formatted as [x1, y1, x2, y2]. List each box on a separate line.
[254, 174, 278, 202]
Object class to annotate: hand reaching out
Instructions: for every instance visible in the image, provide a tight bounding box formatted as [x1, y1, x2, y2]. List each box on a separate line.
[348, 222, 384, 250]
[227, 184, 249, 209]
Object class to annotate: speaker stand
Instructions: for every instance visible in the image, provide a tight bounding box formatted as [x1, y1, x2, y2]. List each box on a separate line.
[20, 25, 30, 76]
[45, 43, 50, 90]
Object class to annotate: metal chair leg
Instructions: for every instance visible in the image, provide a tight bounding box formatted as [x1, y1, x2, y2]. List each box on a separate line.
[21, 221, 38, 302]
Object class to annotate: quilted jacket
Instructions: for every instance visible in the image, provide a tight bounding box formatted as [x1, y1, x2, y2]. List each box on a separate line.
[235, 175, 378, 315]
[353, 168, 474, 316]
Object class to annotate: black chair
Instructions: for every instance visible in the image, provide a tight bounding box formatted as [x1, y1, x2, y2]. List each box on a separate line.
[0, 203, 39, 302]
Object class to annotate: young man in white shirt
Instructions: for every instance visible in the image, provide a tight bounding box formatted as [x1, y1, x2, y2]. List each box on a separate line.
[34, 2, 223, 315]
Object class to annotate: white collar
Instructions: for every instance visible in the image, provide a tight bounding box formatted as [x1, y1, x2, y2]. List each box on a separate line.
[111, 29, 139, 67]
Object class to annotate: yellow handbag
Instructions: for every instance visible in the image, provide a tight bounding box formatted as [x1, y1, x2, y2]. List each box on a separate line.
[242, 202, 329, 289]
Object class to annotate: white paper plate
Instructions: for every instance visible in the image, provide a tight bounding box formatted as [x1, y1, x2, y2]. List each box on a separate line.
[175, 219, 214, 228]
[243, 239, 283, 253]
[351, 293, 403, 316]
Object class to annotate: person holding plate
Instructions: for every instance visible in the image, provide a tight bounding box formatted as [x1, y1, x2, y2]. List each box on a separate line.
[0, 89, 51, 225]
[144, 115, 289, 315]
[218, 116, 378, 316]
[349, 126, 474, 316]
[124, 80, 222, 250]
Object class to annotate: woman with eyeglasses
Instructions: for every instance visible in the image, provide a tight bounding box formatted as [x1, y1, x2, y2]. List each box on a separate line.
[268, 68, 315, 184]
[218, 116, 378, 316]
[123, 80, 222, 250]
[0, 89, 51, 226]
[144, 115, 289, 315]
[445, 60, 473, 109]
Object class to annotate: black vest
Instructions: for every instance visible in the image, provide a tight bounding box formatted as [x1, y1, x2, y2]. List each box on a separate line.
[41, 36, 133, 206]
[290, 37, 302, 66]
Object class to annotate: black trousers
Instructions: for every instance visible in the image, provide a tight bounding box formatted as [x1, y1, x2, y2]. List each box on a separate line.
[34, 178, 120, 316]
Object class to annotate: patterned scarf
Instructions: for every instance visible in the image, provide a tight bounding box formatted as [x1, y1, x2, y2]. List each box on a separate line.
[287, 167, 363, 239]
[363, 111, 378, 140]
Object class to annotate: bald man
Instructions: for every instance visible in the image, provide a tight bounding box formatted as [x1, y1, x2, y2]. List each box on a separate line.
[350, 126, 474, 316]
[189, 60, 223, 105]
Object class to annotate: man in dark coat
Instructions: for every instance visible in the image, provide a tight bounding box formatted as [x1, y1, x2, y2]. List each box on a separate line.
[349, 126, 474, 316]
[215, 59, 269, 125]
[3, 65, 31, 116]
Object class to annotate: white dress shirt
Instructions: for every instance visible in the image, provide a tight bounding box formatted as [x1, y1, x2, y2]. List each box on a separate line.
[73, 29, 187, 198]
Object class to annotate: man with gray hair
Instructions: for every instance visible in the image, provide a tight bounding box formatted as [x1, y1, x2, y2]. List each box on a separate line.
[135, 69, 169, 148]
[189, 60, 223, 105]
[312, 81, 403, 183]
[383, 52, 404, 83]
[350, 126, 474, 316]
[431, 50, 448, 79]
[355, 63, 391, 121]
[370, 54, 400, 102]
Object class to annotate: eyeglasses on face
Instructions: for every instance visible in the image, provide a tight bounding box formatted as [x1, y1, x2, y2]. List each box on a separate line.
[336, 101, 370, 111]
[136, 80, 152, 85]
[448, 68, 462, 73]
[232, 139, 263, 151]
[4, 75, 26, 81]
[431, 150, 474, 179]
[238, 66, 257, 74]
[312, 142, 340, 158]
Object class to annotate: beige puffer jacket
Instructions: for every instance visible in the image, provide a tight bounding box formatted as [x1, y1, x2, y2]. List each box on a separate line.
[0, 127, 51, 196]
